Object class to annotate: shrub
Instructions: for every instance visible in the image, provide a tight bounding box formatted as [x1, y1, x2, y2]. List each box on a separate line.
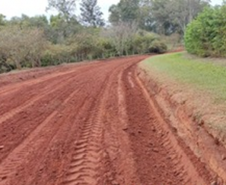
[132, 31, 167, 54]
[185, 5, 226, 57]
[148, 40, 168, 54]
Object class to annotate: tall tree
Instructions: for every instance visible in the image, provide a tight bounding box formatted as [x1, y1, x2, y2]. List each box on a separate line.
[46, 0, 77, 22]
[109, 0, 140, 24]
[80, 0, 105, 27]
[46, 0, 81, 42]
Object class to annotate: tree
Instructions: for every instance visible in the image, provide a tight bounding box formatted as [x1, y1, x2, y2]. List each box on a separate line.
[103, 22, 138, 55]
[150, 0, 210, 35]
[148, 0, 174, 35]
[46, 0, 77, 22]
[109, 5, 121, 24]
[109, 0, 140, 24]
[185, 5, 226, 57]
[46, 0, 81, 43]
[137, 0, 153, 30]
[80, 0, 105, 27]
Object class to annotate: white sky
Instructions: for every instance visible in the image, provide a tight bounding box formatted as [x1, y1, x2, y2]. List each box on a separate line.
[0, 0, 223, 20]
[0, 0, 120, 20]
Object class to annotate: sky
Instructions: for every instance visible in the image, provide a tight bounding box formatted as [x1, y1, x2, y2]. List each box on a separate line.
[0, 0, 223, 20]
[0, 0, 120, 20]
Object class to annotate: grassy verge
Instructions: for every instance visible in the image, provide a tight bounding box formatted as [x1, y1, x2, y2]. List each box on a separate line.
[141, 52, 226, 102]
[139, 51, 226, 142]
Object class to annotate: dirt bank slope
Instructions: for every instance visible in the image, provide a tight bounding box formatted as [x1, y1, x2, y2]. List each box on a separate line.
[139, 53, 226, 184]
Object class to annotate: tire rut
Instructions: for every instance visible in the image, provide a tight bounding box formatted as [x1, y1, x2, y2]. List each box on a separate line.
[0, 62, 109, 184]
[60, 62, 133, 185]
[0, 84, 86, 184]
[120, 64, 213, 185]
[61, 75, 112, 185]
[0, 64, 97, 117]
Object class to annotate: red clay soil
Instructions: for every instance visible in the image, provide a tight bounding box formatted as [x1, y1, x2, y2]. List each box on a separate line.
[0, 56, 217, 185]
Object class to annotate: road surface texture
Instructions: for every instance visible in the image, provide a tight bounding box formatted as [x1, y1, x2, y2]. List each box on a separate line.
[0, 56, 217, 185]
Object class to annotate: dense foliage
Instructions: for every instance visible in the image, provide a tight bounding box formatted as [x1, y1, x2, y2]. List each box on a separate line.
[109, 0, 210, 34]
[185, 5, 226, 57]
[0, 0, 210, 73]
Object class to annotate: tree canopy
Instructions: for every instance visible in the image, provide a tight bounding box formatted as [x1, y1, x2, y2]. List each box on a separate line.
[109, 0, 210, 35]
[80, 0, 105, 27]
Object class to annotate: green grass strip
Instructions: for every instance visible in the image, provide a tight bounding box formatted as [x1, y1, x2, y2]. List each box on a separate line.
[142, 52, 226, 101]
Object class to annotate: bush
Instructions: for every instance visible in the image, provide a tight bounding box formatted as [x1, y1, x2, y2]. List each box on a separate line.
[41, 44, 73, 66]
[0, 26, 47, 69]
[148, 40, 168, 54]
[132, 31, 167, 54]
[185, 5, 226, 57]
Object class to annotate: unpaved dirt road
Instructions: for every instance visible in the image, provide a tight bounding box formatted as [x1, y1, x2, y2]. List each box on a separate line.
[0, 56, 216, 185]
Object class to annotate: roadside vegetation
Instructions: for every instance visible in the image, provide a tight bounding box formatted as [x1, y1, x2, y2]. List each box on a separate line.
[142, 52, 226, 101]
[140, 2, 226, 102]
[185, 3, 226, 57]
[0, 0, 209, 73]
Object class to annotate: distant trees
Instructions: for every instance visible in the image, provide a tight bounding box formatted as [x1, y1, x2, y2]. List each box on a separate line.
[150, 0, 210, 35]
[109, 0, 210, 35]
[80, 0, 105, 27]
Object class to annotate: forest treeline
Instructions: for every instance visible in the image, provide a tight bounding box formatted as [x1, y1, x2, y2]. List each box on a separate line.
[0, 0, 210, 73]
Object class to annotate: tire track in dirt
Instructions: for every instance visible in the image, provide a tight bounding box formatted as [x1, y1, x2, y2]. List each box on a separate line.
[35, 69, 113, 185]
[0, 85, 84, 184]
[0, 68, 76, 96]
[0, 89, 89, 185]
[60, 58, 147, 185]
[0, 64, 106, 163]
[99, 68, 142, 185]
[0, 59, 130, 185]
[61, 64, 122, 185]
[0, 80, 78, 163]
[0, 73, 78, 124]
[0, 63, 98, 116]
[0, 62, 104, 184]
[0, 62, 97, 96]
[0, 61, 102, 99]
[121, 64, 213, 185]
